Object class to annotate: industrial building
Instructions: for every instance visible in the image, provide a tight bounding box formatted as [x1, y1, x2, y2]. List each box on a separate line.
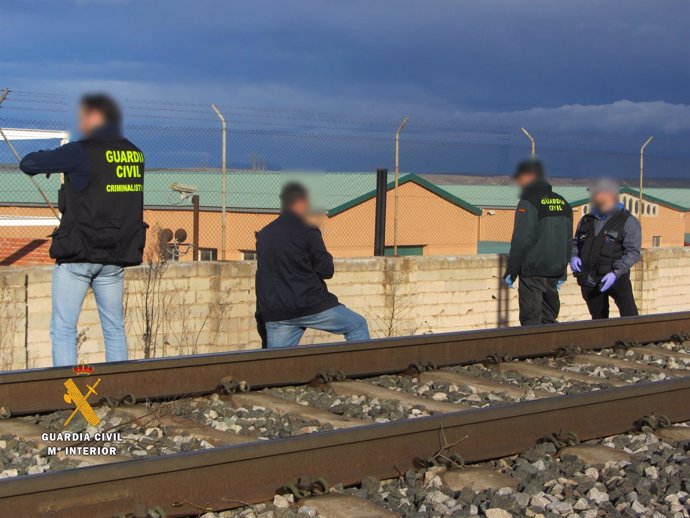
[0, 170, 687, 265]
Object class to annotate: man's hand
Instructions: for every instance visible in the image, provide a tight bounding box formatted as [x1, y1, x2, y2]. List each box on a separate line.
[570, 257, 582, 273]
[556, 280, 565, 291]
[504, 274, 514, 289]
[600, 272, 617, 292]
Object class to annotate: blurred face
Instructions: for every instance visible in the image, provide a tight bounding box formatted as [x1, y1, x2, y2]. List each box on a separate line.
[514, 171, 538, 188]
[306, 212, 326, 228]
[290, 196, 310, 217]
[591, 190, 618, 212]
[78, 106, 106, 136]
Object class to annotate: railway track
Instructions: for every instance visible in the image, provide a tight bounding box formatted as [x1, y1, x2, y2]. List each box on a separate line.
[0, 312, 689, 517]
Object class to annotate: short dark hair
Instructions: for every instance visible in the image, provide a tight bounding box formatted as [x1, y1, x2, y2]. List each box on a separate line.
[80, 93, 122, 125]
[280, 182, 309, 210]
[513, 158, 544, 179]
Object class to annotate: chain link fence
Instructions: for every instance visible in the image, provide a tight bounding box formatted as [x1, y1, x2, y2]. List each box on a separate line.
[0, 89, 688, 266]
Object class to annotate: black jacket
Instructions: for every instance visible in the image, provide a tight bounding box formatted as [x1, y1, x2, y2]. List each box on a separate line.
[506, 179, 573, 280]
[19, 123, 120, 192]
[256, 211, 339, 322]
[20, 123, 146, 266]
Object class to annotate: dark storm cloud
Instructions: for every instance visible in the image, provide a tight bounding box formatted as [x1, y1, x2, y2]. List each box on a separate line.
[1, 0, 690, 138]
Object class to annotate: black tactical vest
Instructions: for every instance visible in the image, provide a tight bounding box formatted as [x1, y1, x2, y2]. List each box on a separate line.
[574, 210, 630, 285]
[49, 138, 147, 266]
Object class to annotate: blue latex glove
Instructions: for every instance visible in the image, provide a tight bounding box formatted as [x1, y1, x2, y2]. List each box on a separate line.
[600, 272, 617, 292]
[505, 274, 514, 289]
[556, 280, 565, 291]
[570, 257, 582, 273]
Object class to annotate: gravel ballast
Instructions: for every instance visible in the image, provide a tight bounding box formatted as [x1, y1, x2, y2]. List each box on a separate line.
[200, 422, 690, 518]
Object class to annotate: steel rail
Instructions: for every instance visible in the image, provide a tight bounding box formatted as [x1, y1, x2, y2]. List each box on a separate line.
[1, 376, 689, 517]
[1, 312, 689, 415]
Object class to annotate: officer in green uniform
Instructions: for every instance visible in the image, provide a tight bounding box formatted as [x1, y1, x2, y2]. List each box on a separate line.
[504, 159, 573, 326]
[19, 94, 146, 366]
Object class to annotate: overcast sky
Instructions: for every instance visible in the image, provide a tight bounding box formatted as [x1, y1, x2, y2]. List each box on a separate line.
[2, 0, 689, 174]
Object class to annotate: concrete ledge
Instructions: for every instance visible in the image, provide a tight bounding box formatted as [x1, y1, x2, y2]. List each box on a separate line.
[0, 247, 688, 369]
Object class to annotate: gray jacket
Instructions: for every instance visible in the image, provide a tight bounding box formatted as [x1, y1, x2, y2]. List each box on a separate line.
[572, 206, 642, 287]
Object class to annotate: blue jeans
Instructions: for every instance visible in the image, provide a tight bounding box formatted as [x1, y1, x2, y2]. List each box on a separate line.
[51, 263, 128, 366]
[265, 305, 370, 348]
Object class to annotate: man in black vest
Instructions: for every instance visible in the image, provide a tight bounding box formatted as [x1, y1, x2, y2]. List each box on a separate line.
[571, 179, 641, 319]
[256, 183, 370, 348]
[505, 159, 573, 326]
[20, 94, 146, 366]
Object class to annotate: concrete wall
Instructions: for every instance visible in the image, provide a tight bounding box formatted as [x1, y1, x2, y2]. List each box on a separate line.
[1, 247, 690, 370]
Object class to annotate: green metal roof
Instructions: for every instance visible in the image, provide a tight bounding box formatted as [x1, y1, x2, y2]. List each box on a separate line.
[327, 174, 482, 216]
[438, 185, 519, 208]
[0, 169, 483, 216]
[442, 184, 690, 211]
[440, 184, 591, 208]
[557, 187, 690, 212]
[146, 170, 404, 211]
[626, 187, 690, 211]
[0, 168, 688, 214]
[0, 170, 400, 212]
[0, 172, 62, 205]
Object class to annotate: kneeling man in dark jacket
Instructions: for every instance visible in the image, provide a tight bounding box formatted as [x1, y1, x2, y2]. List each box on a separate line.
[256, 183, 370, 348]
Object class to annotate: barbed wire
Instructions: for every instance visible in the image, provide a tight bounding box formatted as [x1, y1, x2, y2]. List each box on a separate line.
[3, 89, 690, 164]
[2, 89, 635, 144]
[5, 90, 688, 160]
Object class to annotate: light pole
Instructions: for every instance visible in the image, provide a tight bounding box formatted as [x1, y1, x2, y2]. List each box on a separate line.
[211, 104, 227, 260]
[393, 116, 409, 257]
[521, 127, 536, 156]
[639, 136, 654, 233]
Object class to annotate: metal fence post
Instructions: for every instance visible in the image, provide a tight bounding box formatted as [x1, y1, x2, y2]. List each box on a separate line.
[192, 194, 200, 261]
[521, 127, 536, 156]
[393, 117, 409, 257]
[639, 136, 654, 235]
[211, 104, 227, 260]
[374, 168, 388, 256]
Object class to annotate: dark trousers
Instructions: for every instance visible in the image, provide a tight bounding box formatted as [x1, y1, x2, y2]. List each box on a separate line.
[518, 276, 561, 326]
[580, 275, 638, 319]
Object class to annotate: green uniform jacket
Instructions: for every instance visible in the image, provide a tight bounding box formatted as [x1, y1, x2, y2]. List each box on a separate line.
[505, 180, 573, 280]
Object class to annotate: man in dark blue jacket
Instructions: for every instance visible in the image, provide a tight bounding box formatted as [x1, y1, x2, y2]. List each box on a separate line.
[256, 183, 370, 348]
[19, 94, 146, 366]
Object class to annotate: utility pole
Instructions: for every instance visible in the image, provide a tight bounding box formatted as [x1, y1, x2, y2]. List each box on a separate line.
[639, 136, 654, 234]
[211, 104, 227, 260]
[393, 116, 409, 256]
[521, 127, 536, 156]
